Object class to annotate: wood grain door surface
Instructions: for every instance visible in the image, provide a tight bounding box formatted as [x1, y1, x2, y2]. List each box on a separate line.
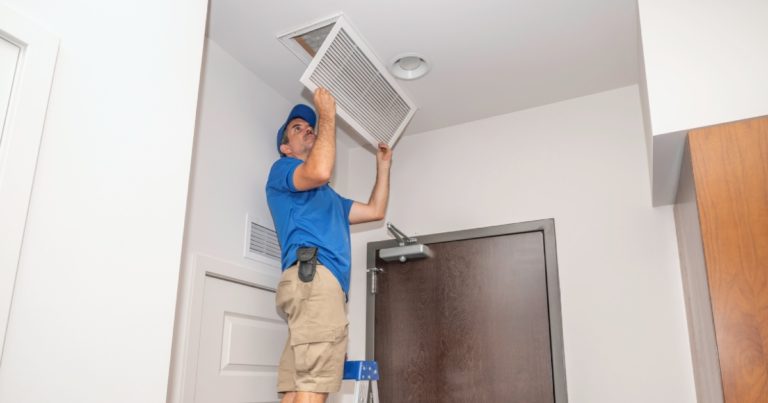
[374, 231, 554, 403]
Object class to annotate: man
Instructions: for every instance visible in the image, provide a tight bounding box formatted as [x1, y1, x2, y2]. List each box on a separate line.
[266, 87, 392, 403]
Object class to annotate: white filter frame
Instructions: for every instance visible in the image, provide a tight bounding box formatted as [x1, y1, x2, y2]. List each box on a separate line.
[299, 15, 417, 148]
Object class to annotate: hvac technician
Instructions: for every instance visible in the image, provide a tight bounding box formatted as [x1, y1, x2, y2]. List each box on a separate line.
[266, 87, 392, 403]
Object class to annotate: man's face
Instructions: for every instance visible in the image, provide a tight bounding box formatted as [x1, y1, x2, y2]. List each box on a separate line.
[282, 118, 316, 158]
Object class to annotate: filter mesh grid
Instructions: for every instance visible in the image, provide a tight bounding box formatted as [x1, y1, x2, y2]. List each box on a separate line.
[307, 28, 411, 144]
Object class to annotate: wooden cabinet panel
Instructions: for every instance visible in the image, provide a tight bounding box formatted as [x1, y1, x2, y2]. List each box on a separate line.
[685, 117, 768, 403]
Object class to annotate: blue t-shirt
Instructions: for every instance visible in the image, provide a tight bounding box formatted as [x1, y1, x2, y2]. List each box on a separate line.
[266, 157, 354, 294]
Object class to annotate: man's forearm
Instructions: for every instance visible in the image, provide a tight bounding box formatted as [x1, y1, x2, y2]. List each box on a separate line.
[366, 164, 390, 220]
[304, 113, 336, 179]
[303, 88, 336, 180]
[349, 143, 392, 224]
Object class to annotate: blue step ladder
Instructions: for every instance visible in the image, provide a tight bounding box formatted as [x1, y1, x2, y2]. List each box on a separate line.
[343, 361, 380, 403]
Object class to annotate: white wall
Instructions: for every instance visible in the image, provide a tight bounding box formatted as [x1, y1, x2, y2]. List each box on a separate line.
[181, 39, 292, 266]
[0, 1, 207, 402]
[344, 86, 696, 402]
[638, 0, 768, 205]
[169, 38, 289, 403]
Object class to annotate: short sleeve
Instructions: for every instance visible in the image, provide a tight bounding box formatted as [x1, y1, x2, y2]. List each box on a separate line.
[341, 197, 354, 219]
[267, 158, 302, 193]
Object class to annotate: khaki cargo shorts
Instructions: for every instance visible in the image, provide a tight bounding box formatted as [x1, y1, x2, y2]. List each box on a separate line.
[276, 264, 348, 393]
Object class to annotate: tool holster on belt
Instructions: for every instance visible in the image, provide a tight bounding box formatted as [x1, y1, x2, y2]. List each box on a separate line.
[297, 247, 318, 283]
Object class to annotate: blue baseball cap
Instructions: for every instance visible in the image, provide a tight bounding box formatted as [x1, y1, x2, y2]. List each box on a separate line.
[277, 104, 316, 156]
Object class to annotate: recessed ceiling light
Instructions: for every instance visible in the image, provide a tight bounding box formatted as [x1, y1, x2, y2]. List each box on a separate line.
[390, 53, 430, 80]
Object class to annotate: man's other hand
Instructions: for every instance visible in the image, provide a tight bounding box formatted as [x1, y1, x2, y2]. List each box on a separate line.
[377, 143, 392, 168]
[313, 88, 336, 120]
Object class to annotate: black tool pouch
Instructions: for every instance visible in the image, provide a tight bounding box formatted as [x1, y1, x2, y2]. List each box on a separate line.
[297, 247, 318, 283]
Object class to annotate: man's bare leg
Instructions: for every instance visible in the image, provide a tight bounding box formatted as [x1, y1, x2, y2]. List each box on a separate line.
[280, 392, 295, 403]
[281, 391, 327, 403]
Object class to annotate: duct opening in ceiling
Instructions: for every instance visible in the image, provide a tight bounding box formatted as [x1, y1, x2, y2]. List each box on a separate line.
[278, 15, 340, 65]
[292, 24, 333, 58]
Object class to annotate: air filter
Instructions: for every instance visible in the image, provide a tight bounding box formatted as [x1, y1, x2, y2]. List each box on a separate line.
[298, 16, 417, 148]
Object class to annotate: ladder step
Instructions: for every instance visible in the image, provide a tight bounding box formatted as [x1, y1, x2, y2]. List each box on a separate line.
[343, 360, 380, 381]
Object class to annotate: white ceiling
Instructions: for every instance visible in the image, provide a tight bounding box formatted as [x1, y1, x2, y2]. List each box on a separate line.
[208, 0, 640, 145]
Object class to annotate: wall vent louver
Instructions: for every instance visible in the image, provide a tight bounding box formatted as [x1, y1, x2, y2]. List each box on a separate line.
[244, 215, 281, 267]
[299, 16, 417, 148]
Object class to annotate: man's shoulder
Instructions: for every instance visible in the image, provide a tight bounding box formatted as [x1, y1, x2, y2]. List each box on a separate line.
[267, 157, 303, 193]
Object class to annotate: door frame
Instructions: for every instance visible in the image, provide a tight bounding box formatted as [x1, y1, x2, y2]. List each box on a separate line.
[365, 218, 568, 402]
[0, 3, 59, 363]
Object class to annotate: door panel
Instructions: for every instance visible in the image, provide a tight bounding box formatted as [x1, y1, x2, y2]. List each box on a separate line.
[374, 231, 554, 403]
[195, 276, 286, 403]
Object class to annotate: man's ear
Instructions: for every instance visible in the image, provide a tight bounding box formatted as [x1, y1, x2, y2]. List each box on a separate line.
[279, 143, 291, 156]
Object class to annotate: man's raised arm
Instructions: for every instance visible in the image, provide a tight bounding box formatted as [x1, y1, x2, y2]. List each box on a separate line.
[293, 88, 337, 190]
[349, 143, 392, 224]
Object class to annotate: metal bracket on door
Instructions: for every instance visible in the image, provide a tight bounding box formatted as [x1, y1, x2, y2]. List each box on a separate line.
[367, 267, 384, 294]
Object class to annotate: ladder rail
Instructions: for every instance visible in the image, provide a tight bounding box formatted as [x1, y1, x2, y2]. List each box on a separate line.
[344, 360, 380, 403]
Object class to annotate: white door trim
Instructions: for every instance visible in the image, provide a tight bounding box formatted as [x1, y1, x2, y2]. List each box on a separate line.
[0, 4, 59, 363]
[171, 254, 280, 403]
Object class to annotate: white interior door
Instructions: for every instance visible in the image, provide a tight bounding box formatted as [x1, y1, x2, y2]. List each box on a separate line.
[0, 4, 58, 362]
[195, 275, 287, 403]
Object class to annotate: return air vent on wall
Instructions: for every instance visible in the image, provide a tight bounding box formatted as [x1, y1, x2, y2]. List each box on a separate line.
[244, 215, 281, 268]
[296, 15, 417, 148]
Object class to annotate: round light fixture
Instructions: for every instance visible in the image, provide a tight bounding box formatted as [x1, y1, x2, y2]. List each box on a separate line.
[390, 53, 430, 80]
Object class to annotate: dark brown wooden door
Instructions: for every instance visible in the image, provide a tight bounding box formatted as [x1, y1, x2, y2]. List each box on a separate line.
[374, 231, 555, 403]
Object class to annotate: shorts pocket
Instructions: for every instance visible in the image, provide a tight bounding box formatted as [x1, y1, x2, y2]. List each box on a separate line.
[294, 341, 333, 376]
[275, 279, 294, 316]
[292, 325, 347, 377]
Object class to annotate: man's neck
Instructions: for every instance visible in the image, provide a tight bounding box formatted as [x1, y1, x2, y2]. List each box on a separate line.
[289, 152, 308, 162]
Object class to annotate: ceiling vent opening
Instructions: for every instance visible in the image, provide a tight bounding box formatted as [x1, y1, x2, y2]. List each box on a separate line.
[278, 14, 340, 65]
[244, 215, 281, 268]
[292, 24, 334, 59]
[278, 14, 417, 148]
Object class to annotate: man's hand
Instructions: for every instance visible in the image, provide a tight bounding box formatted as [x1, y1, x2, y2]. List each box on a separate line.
[376, 143, 392, 169]
[313, 87, 336, 120]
